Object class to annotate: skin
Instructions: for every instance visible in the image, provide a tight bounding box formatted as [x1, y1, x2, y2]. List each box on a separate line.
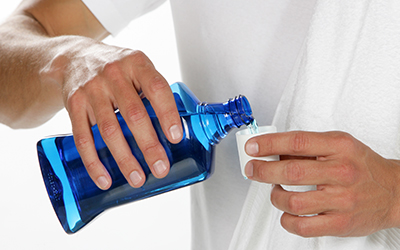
[244, 131, 400, 237]
[0, 0, 183, 190]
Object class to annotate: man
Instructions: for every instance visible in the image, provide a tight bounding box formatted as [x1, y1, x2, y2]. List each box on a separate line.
[1, 0, 399, 249]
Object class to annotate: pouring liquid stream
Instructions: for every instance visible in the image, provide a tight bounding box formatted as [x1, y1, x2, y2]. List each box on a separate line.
[247, 119, 259, 134]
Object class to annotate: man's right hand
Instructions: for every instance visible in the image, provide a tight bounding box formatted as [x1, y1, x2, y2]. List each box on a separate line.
[61, 45, 183, 190]
[1, 0, 183, 189]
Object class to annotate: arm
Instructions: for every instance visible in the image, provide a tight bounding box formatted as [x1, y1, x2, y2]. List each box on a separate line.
[0, 0, 183, 189]
[0, 0, 108, 128]
[245, 131, 400, 237]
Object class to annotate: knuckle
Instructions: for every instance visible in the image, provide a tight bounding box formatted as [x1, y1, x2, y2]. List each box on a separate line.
[75, 77, 106, 98]
[141, 141, 162, 156]
[289, 132, 310, 153]
[336, 162, 357, 185]
[66, 90, 85, 112]
[261, 136, 274, 154]
[255, 163, 268, 181]
[99, 120, 119, 140]
[284, 160, 305, 183]
[287, 194, 304, 215]
[85, 160, 99, 174]
[102, 61, 123, 77]
[129, 50, 151, 67]
[74, 133, 92, 150]
[148, 76, 168, 93]
[115, 155, 132, 170]
[124, 104, 147, 125]
[160, 108, 178, 122]
[333, 132, 356, 152]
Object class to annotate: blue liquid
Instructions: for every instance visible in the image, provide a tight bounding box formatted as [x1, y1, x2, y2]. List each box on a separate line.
[248, 119, 259, 134]
[37, 82, 254, 234]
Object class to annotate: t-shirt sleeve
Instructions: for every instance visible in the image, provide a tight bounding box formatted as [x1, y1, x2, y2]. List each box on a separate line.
[82, 0, 167, 36]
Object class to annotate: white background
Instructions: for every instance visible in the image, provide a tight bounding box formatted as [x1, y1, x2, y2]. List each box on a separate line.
[0, 1, 190, 249]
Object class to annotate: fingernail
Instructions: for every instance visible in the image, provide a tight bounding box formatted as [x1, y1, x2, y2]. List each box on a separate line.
[97, 176, 109, 189]
[169, 125, 182, 141]
[245, 162, 254, 178]
[153, 160, 168, 176]
[129, 170, 143, 186]
[246, 141, 259, 156]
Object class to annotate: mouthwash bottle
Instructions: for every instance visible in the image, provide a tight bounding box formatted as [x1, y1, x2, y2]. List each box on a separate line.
[37, 82, 254, 234]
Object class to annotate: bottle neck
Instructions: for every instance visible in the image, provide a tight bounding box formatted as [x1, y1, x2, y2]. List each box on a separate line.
[197, 95, 254, 144]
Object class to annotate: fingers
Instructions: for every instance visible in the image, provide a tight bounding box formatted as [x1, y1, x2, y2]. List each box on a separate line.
[68, 94, 112, 190]
[244, 130, 359, 185]
[271, 185, 337, 216]
[109, 74, 170, 179]
[65, 50, 181, 190]
[271, 185, 355, 237]
[125, 50, 183, 143]
[245, 131, 354, 158]
[69, 88, 146, 189]
[245, 157, 356, 186]
[90, 92, 148, 187]
[280, 212, 352, 237]
[110, 51, 181, 178]
[114, 89, 170, 180]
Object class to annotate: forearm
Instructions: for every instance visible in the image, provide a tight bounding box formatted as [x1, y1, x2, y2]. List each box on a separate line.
[0, 0, 109, 128]
[0, 14, 61, 128]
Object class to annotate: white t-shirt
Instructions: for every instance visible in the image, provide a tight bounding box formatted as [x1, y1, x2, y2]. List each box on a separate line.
[169, 2, 316, 250]
[82, 0, 316, 249]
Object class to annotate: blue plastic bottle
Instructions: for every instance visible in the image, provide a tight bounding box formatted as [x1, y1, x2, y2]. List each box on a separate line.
[37, 82, 254, 234]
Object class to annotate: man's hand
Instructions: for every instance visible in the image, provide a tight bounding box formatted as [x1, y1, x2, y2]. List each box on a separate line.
[60, 46, 183, 190]
[0, 0, 183, 190]
[244, 131, 400, 237]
